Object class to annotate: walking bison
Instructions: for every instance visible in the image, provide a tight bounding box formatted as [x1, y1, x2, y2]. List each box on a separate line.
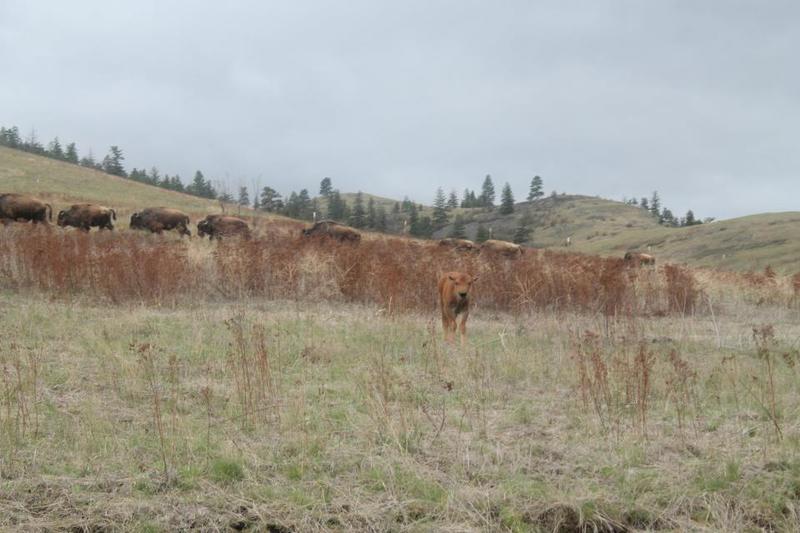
[302, 220, 361, 243]
[438, 238, 479, 253]
[129, 208, 191, 236]
[624, 252, 656, 266]
[0, 193, 53, 224]
[197, 215, 251, 240]
[439, 271, 478, 345]
[57, 204, 116, 231]
[480, 239, 524, 258]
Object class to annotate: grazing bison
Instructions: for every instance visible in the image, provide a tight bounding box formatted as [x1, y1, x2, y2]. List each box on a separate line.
[129, 207, 191, 236]
[438, 238, 478, 253]
[302, 220, 361, 243]
[624, 252, 656, 266]
[439, 271, 478, 345]
[0, 193, 52, 224]
[197, 215, 251, 240]
[57, 204, 116, 231]
[480, 239, 523, 258]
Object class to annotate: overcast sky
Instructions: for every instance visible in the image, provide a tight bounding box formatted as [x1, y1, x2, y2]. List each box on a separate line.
[1, 1, 798, 219]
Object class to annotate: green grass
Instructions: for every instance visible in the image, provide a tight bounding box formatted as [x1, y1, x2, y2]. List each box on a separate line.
[2, 291, 800, 530]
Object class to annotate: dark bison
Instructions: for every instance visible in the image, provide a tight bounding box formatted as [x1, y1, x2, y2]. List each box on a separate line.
[0, 193, 53, 224]
[129, 207, 191, 236]
[480, 239, 524, 258]
[301, 220, 361, 242]
[624, 252, 656, 266]
[57, 204, 116, 231]
[438, 238, 479, 253]
[197, 215, 251, 240]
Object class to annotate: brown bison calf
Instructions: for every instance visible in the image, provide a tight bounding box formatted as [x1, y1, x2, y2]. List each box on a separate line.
[197, 215, 251, 240]
[624, 251, 656, 266]
[130, 207, 191, 236]
[302, 220, 361, 242]
[438, 271, 478, 345]
[57, 204, 116, 231]
[0, 193, 52, 224]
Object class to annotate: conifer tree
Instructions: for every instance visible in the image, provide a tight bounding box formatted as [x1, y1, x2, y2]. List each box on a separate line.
[449, 214, 467, 239]
[65, 142, 79, 163]
[480, 174, 496, 208]
[350, 192, 367, 227]
[527, 175, 544, 201]
[238, 186, 250, 207]
[432, 187, 449, 226]
[499, 182, 515, 215]
[447, 189, 459, 210]
[475, 223, 489, 243]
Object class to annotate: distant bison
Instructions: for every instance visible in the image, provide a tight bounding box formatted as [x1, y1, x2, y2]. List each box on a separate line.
[439, 271, 478, 345]
[438, 238, 478, 253]
[0, 193, 52, 224]
[624, 252, 655, 266]
[302, 220, 361, 243]
[129, 207, 191, 236]
[57, 204, 116, 231]
[197, 215, 251, 240]
[480, 239, 523, 258]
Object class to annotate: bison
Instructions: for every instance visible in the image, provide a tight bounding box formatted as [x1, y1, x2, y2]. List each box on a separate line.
[0, 193, 52, 224]
[438, 238, 479, 253]
[197, 215, 251, 240]
[57, 204, 116, 231]
[480, 239, 523, 258]
[129, 207, 191, 236]
[624, 252, 656, 266]
[302, 220, 361, 243]
[439, 271, 478, 345]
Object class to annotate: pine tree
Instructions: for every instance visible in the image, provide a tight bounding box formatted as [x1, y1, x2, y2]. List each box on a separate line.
[449, 214, 467, 239]
[401, 196, 414, 212]
[219, 191, 234, 203]
[660, 207, 677, 227]
[432, 187, 449, 226]
[411, 216, 433, 238]
[24, 129, 44, 154]
[319, 177, 333, 197]
[392, 202, 400, 214]
[499, 182, 515, 215]
[447, 190, 459, 210]
[80, 149, 99, 169]
[0, 126, 21, 147]
[375, 205, 388, 232]
[47, 137, 64, 159]
[64, 142, 79, 163]
[475, 223, 489, 243]
[527, 175, 544, 201]
[238, 186, 250, 207]
[513, 210, 533, 244]
[480, 174, 496, 208]
[297, 189, 313, 220]
[461, 188, 471, 208]
[350, 192, 366, 227]
[366, 197, 376, 228]
[149, 167, 161, 185]
[649, 191, 661, 218]
[684, 209, 697, 226]
[259, 187, 283, 212]
[640, 197, 649, 211]
[327, 190, 348, 221]
[102, 146, 126, 176]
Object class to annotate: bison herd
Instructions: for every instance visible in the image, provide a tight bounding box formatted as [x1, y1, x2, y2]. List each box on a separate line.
[2, 192, 660, 343]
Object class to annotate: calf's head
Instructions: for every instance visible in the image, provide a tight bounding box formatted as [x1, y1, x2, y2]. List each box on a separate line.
[449, 272, 477, 301]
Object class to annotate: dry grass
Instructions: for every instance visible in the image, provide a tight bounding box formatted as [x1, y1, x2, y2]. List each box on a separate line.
[2, 224, 800, 530]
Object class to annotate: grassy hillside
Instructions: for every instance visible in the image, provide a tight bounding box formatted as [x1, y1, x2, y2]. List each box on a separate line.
[0, 146, 259, 222]
[433, 194, 800, 274]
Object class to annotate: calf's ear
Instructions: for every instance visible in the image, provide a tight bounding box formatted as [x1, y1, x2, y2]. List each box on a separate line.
[448, 274, 456, 281]
[471, 275, 478, 283]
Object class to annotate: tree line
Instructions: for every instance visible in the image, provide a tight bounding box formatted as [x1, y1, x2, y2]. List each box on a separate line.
[623, 191, 712, 227]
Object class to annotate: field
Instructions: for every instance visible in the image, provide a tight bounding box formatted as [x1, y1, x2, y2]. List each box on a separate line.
[2, 221, 800, 531]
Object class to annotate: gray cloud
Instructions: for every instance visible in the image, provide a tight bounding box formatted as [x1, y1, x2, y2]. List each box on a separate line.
[2, 1, 798, 219]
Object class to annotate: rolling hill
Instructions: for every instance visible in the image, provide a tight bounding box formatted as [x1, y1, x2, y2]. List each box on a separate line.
[0, 146, 259, 222]
[1, 145, 798, 273]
